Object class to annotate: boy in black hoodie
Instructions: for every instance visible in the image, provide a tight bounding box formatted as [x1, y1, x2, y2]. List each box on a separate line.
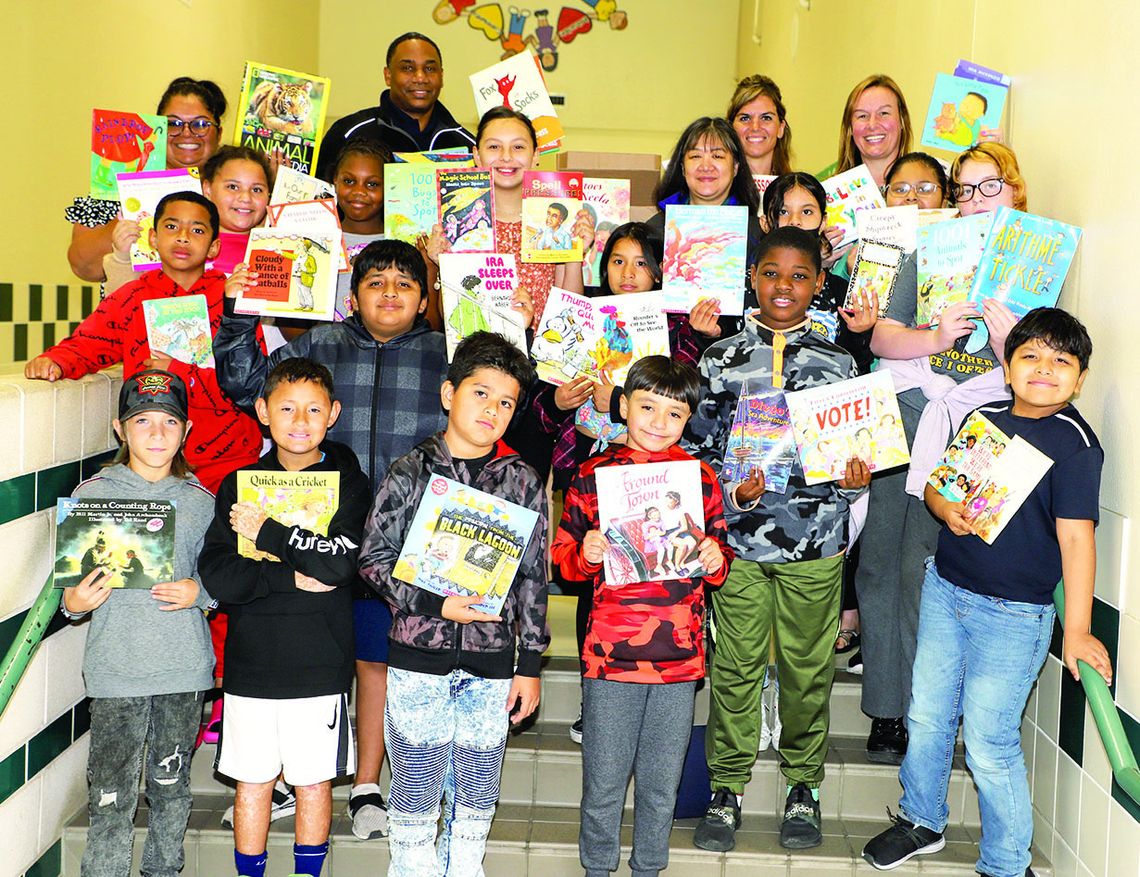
[199, 358, 372, 877]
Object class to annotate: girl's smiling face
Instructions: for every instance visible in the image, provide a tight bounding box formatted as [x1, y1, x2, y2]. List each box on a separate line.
[775, 185, 824, 231]
[336, 154, 385, 232]
[682, 134, 738, 205]
[954, 158, 1015, 217]
[202, 159, 268, 233]
[884, 159, 945, 209]
[851, 85, 902, 163]
[606, 237, 657, 294]
[732, 95, 786, 167]
[476, 118, 537, 191]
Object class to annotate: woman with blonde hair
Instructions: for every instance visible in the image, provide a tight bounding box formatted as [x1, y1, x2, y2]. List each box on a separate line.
[727, 74, 793, 177]
[833, 74, 913, 187]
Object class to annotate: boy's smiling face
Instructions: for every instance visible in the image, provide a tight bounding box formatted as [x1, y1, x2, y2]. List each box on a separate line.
[1003, 337, 1087, 419]
[255, 378, 342, 470]
[440, 367, 522, 458]
[750, 245, 823, 330]
[351, 265, 427, 343]
[150, 200, 220, 287]
[619, 389, 691, 453]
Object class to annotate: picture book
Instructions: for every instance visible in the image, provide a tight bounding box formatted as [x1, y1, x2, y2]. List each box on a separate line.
[531, 288, 669, 386]
[437, 168, 496, 252]
[753, 174, 777, 196]
[521, 171, 583, 264]
[270, 165, 335, 206]
[660, 204, 749, 316]
[116, 168, 202, 270]
[235, 470, 340, 561]
[234, 61, 331, 175]
[915, 211, 995, 326]
[383, 160, 470, 244]
[392, 473, 540, 615]
[720, 386, 796, 494]
[921, 73, 1009, 153]
[845, 241, 906, 317]
[469, 51, 565, 154]
[143, 294, 214, 368]
[854, 205, 919, 252]
[393, 149, 474, 163]
[581, 177, 631, 287]
[918, 208, 960, 227]
[926, 411, 1052, 545]
[965, 206, 1082, 353]
[237, 227, 341, 321]
[823, 165, 885, 249]
[953, 59, 1012, 88]
[55, 498, 175, 589]
[90, 109, 167, 200]
[595, 460, 708, 587]
[785, 370, 910, 485]
[438, 252, 529, 361]
[268, 199, 349, 271]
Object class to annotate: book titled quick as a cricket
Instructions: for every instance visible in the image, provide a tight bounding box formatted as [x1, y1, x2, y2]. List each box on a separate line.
[55, 498, 176, 589]
[235, 471, 340, 561]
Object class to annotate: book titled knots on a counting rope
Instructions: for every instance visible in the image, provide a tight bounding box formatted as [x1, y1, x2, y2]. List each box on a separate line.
[55, 498, 176, 590]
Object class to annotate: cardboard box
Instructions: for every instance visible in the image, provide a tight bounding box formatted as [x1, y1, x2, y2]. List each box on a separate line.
[556, 151, 662, 206]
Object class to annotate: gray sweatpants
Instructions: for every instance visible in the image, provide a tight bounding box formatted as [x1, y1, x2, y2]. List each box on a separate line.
[579, 677, 697, 877]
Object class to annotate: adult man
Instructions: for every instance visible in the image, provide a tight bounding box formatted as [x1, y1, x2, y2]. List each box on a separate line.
[315, 32, 475, 180]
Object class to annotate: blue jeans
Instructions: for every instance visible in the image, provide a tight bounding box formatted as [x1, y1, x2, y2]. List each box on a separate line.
[385, 667, 511, 877]
[899, 560, 1053, 877]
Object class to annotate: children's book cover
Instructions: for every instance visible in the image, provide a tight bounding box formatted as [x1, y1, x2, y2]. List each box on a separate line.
[916, 211, 995, 327]
[521, 171, 583, 264]
[581, 177, 631, 287]
[918, 208, 960, 227]
[953, 59, 1012, 88]
[90, 110, 167, 200]
[438, 252, 529, 361]
[595, 460, 708, 586]
[927, 411, 1011, 502]
[383, 160, 467, 244]
[720, 386, 796, 494]
[530, 287, 598, 385]
[823, 165, 885, 249]
[469, 51, 565, 154]
[143, 294, 214, 368]
[855, 205, 919, 252]
[237, 228, 341, 321]
[55, 498, 175, 589]
[661, 204, 749, 316]
[921, 73, 1009, 153]
[269, 200, 350, 271]
[235, 471, 340, 561]
[845, 241, 906, 317]
[116, 168, 202, 270]
[393, 149, 474, 163]
[234, 61, 331, 175]
[437, 168, 496, 252]
[785, 370, 910, 485]
[393, 473, 540, 615]
[270, 165, 336, 206]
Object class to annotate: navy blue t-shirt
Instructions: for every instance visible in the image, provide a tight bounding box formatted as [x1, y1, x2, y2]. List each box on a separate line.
[935, 401, 1102, 604]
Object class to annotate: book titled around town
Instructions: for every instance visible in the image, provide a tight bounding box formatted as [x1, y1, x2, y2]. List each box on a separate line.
[55, 498, 175, 589]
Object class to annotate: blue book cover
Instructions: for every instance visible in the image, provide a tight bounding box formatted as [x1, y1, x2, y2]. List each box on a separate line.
[920, 73, 1009, 153]
[915, 212, 994, 326]
[953, 60, 1012, 88]
[720, 388, 796, 494]
[661, 204, 749, 315]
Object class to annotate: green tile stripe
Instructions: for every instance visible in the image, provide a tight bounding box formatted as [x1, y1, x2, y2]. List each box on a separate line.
[24, 840, 61, 877]
[0, 451, 117, 528]
[1113, 708, 1140, 822]
[0, 698, 89, 807]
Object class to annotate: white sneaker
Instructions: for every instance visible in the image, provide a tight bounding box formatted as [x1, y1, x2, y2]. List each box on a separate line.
[569, 709, 583, 744]
[221, 780, 295, 828]
[347, 783, 388, 840]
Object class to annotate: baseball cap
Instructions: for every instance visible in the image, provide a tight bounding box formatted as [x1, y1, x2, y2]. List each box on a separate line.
[118, 370, 189, 422]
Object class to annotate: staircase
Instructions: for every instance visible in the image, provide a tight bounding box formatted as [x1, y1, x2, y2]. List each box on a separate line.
[62, 657, 1054, 876]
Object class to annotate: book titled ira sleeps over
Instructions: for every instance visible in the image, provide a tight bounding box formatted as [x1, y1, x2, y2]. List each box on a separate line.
[143, 294, 214, 368]
[661, 204, 749, 316]
[235, 471, 340, 561]
[438, 168, 495, 252]
[393, 474, 541, 615]
[595, 460, 708, 587]
[55, 498, 175, 589]
[521, 171, 583, 264]
[90, 109, 167, 200]
[237, 228, 341, 321]
[234, 61, 330, 175]
[116, 168, 202, 271]
[720, 387, 796, 494]
[823, 164, 885, 249]
[785, 370, 910, 485]
[438, 252, 528, 361]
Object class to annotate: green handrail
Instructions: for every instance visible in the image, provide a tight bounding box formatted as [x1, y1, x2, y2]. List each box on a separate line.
[0, 572, 60, 718]
[1054, 580, 1140, 805]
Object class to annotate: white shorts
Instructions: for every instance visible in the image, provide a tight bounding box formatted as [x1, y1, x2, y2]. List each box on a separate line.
[216, 692, 355, 786]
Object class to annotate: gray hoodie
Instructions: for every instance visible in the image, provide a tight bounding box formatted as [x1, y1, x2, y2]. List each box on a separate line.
[66, 463, 216, 698]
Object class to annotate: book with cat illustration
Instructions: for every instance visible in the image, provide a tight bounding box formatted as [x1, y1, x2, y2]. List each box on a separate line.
[437, 168, 496, 252]
[438, 252, 529, 361]
[90, 109, 167, 200]
[55, 498, 175, 589]
[521, 171, 583, 264]
[234, 61, 331, 176]
[143, 294, 214, 368]
[116, 168, 202, 271]
[660, 204, 749, 316]
[235, 471, 340, 561]
[921, 72, 1009, 154]
[469, 51, 564, 154]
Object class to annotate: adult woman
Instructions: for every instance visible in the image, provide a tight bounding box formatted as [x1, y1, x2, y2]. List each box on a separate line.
[831, 75, 913, 188]
[726, 75, 792, 177]
[67, 77, 227, 281]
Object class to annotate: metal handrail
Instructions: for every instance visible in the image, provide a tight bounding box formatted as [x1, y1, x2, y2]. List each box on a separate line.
[0, 573, 60, 718]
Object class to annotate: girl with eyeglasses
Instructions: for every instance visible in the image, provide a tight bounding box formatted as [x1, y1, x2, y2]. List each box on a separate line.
[882, 152, 949, 210]
[68, 77, 228, 283]
[949, 142, 1027, 216]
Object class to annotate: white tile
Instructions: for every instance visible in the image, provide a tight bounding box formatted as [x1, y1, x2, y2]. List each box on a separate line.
[0, 775, 43, 875]
[1077, 771, 1109, 877]
[0, 509, 53, 619]
[1037, 656, 1063, 743]
[1032, 728, 1058, 829]
[43, 624, 88, 721]
[0, 642, 49, 760]
[1026, 676, 1040, 727]
[52, 379, 86, 464]
[1032, 803, 1054, 862]
[39, 737, 89, 851]
[1107, 798, 1140, 877]
[1054, 752, 1082, 849]
[1093, 508, 1127, 608]
[1052, 833, 1079, 877]
[81, 372, 116, 457]
[1116, 612, 1140, 718]
[1081, 701, 1113, 792]
[17, 381, 56, 473]
[1022, 716, 1037, 794]
[0, 382, 24, 479]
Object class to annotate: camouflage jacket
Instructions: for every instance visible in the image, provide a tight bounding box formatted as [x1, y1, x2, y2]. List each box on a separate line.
[684, 316, 865, 564]
[358, 432, 550, 678]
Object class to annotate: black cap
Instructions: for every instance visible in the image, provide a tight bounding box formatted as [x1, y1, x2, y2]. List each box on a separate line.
[118, 370, 189, 422]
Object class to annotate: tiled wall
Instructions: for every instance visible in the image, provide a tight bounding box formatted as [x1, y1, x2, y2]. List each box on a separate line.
[0, 369, 121, 877]
[0, 283, 96, 367]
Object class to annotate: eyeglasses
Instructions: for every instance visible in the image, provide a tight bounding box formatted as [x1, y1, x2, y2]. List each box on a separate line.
[952, 177, 1005, 203]
[167, 117, 217, 137]
[885, 181, 941, 198]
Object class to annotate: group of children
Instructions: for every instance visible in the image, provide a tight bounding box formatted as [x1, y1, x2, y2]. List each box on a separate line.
[31, 58, 1115, 877]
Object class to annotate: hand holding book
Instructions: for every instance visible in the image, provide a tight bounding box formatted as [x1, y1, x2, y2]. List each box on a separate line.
[581, 530, 609, 566]
[836, 457, 872, 490]
[230, 501, 268, 543]
[443, 593, 503, 624]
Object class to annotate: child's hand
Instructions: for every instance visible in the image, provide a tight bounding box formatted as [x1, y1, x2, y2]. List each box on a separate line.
[266, 146, 288, 185]
[506, 674, 541, 725]
[229, 501, 267, 542]
[981, 298, 1018, 363]
[839, 287, 879, 334]
[932, 300, 981, 351]
[571, 208, 596, 253]
[110, 218, 141, 259]
[734, 468, 765, 505]
[424, 224, 450, 265]
[1063, 630, 1113, 684]
[837, 456, 871, 489]
[151, 578, 199, 610]
[63, 568, 114, 614]
[592, 376, 616, 413]
[24, 355, 63, 382]
[510, 285, 534, 329]
[689, 298, 722, 337]
[977, 127, 1005, 144]
[821, 227, 849, 268]
[225, 263, 256, 299]
[943, 501, 976, 536]
[295, 571, 336, 593]
[554, 375, 593, 411]
[845, 246, 859, 275]
[442, 593, 503, 624]
[142, 352, 174, 371]
[582, 530, 609, 565]
[695, 536, 726, 575]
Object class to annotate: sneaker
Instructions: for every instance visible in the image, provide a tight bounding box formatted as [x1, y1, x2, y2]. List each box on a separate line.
[569, 711, 583, 745]
[221, 780, 295, 828]
[779, 783, 822, 849]
[862, 813, 945, 869]
[347, 783, 388, 840]
[692, 788, 741, 852]
[847, 649, 863, 674]
[866, 717, 908, 765]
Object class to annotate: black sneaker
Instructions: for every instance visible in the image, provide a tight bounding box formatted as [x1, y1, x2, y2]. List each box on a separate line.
[779, 783, 822, 849]
[693, 788, 741, 852]
[866, 717, 908, 765]
[862, 813, 945, 870]
[569, 712, 583, 744]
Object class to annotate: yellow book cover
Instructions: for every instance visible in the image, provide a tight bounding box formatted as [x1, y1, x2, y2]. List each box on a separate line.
[234, 61, 331, 176]
[236, 471, 340, 561]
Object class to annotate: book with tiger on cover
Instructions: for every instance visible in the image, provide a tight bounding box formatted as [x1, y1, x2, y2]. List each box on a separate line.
[235, 471, 340, 561]
[233, 61, 331, 175]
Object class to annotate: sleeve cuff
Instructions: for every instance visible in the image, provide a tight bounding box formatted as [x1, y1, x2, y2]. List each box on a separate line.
[255, 518, 290, 555]
[515, 649, 542, 677]
[413, 591, 447, 618]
